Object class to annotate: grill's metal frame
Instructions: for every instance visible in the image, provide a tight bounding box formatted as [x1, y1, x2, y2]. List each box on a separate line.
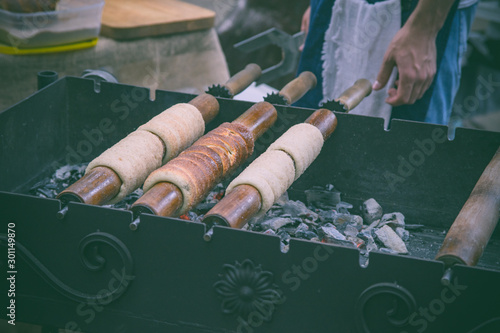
[1, 77, 499, 333]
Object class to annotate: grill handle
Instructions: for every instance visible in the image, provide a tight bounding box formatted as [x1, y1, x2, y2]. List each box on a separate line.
[435, 146, 500, 266]
[224, 64, 262, 97]
[279, 71, 317, 105]
[336, 79, 372, 112]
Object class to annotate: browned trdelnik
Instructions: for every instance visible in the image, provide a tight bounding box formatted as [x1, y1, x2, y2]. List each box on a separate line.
[147, 122, 255, 212]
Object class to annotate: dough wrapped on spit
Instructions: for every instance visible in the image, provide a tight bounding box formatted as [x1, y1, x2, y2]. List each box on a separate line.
[204, 109, 337, 229]
[226, 123, 324, 214]
[86, 104, 205, 204]
[143, 123, 254, 214]
[131, 102, 277, 218]
[58, 94, 219, 206]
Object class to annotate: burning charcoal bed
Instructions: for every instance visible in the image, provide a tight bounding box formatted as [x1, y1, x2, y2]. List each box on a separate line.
[1, 77, 500, 333]
[28, 166, 500, 272]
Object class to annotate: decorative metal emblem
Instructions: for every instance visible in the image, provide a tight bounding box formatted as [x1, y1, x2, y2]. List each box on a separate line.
[213, 259, 283, 320]
[355, 282, 417, 333]
[0, 231, 134, 304]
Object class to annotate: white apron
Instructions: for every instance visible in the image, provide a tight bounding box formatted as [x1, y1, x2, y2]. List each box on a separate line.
[320, 0, 401, 128]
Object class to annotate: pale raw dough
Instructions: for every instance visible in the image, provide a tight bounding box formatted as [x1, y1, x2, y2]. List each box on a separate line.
[226, 150, 296, 213]
[86, 130, 164, 204]
[138, 103, 205, 163]
[267, 123, 324, 180]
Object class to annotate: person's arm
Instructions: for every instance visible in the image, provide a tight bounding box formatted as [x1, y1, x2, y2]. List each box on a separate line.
[373, 0, 456, 106]
[299, 6, 311, 51]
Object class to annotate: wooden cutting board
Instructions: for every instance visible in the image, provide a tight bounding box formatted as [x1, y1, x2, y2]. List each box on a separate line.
[101, 0, 215, 40]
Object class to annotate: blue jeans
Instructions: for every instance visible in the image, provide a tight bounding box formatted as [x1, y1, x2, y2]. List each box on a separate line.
[296, 0, 475, 125]
[424, 4, 477, 125]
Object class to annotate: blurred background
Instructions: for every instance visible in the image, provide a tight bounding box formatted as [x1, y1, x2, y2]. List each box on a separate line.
[0, 0, 499, 132]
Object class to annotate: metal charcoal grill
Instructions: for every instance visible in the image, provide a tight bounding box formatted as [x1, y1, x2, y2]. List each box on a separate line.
[1, 77, 500, 333]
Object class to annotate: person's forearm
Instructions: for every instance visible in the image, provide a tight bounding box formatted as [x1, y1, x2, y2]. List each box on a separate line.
[405, 0, 456, 37]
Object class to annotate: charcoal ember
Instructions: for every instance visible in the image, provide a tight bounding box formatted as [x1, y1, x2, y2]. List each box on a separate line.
[395, 227, 410, 242]
[304, 184, 341, 209]
[293, 222, 308, 238]
[258, 217, 294, 231]
[343, 224, 359, 238]
[280, 200, 319, 221]
[320, 223, 346, 241]
[403, 224, 425, 230]
[363, 219, 380, 233]
[298, 231, 319, 240]
[336, 201, 353, 214]
[380, 212, 405, 228]
[277, 230, 291, 244]
[193, 202, 217, 214]
[346, 235, 365, 248]
[379, 247, 400, 254]
[374, 225, 408, 254]
[263, 229, 276, 236]
[317, 209, 337, 223]
[35, 186, 57, 198]
[358, 230, 378, 252]
[294, 222, 318, 240]
[106, 188, 144, 209]
[333, 214, 363, 231]
[362, 198, 383, 223]
[351, 215, 364, 227]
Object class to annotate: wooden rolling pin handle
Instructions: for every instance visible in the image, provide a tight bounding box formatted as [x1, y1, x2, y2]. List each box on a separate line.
[188, 93, 220, 124]
[232, 101, 277, 140]
[336, 79, 372, 112]
[435, 146, 500, 267]
[57, 167, 121, 205]
[131, 182, 183, 217]
[305, 108, 338, 141]
[224, 64, 262, 97]
[203, 108, 337, 229]
[203, 185, 262, 229]
[279, 71, 317, 105]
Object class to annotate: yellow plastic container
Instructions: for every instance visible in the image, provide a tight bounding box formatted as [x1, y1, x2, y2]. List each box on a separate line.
[0, 0, 104, 54]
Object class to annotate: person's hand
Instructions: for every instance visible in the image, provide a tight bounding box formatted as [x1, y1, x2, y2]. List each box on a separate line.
[372, 23, 437, 106]
[299, 6, 311, 51]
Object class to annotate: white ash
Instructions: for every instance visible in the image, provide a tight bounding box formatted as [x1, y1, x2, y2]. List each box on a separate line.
[362, 198, 383, 223]
[30, 167, 411, 256]
[374, 225, 408, 254]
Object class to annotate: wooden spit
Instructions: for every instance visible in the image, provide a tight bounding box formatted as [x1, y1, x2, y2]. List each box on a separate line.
[278, 71, 317, 105]
[223, 64, 262, 98]
[203, 78, 372, 229]
[202, 109, 337, 229]
[435, 146, 500, 267]
[129, 101, 277, 222]
[130, 72, 320, 228]
[57, 64, 262, 207]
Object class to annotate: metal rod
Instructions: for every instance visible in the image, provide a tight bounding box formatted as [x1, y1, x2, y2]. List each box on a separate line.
[56, 206, 69, 220]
